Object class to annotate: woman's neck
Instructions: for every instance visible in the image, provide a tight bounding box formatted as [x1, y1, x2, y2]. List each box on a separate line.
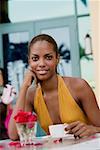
[40, 74, 58, 93]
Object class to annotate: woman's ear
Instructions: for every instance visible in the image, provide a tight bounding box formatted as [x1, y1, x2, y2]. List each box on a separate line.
[57, 54, 60, 64]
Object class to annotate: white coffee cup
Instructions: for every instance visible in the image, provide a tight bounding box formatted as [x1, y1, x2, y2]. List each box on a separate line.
[49, 123, 68, 138]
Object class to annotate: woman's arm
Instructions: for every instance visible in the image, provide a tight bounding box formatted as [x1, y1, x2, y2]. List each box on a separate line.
[8, 69, 35, 140]
[66, 78, 100, 138]
[8, 84, 29, 140]
[78, 79, 100, 126]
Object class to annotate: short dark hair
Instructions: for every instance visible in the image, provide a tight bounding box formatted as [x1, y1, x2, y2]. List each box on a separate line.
[28, 34, 59, 57]
[0, 68, 7, 85]
[0, 68, 4, 75]
[0, 68, 5, 84]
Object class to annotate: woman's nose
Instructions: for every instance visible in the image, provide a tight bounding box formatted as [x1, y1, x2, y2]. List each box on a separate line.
[38, 59, 45, 67]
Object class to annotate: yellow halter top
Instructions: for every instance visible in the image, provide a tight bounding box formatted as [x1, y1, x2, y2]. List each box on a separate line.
[34, 75, 89, 133]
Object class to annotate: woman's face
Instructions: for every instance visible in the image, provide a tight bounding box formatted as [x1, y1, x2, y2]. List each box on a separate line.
[29, 40, 59, 81]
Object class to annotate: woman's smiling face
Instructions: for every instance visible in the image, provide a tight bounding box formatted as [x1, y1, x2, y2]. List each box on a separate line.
[29, 40, 59, 81]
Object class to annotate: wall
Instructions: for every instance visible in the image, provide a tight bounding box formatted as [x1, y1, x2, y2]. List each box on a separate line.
[89, 0, 100, 106]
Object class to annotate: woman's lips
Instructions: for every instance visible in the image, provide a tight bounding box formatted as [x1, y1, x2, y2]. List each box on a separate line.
[37, 70, 48, 75]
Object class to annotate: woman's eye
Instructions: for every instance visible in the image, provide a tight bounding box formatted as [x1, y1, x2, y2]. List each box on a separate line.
[32, 57, 38, 61]
[46, 55, 53, 60]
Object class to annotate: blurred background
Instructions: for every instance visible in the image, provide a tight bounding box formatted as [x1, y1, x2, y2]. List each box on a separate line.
[0, 0, 100, 105]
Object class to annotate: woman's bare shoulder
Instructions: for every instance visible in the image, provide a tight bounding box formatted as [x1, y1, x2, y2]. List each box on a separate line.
[62, 76, 90, 102]
[63, 76, 86, 90]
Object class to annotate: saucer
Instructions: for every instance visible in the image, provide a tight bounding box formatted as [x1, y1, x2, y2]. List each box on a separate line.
[32, 135, 51, 144]
[50, 134, 74, 140]
[32, 134, 74, 144]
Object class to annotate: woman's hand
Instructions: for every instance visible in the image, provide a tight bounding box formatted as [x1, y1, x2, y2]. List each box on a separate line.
[23, 66, 37, 87]
[66, 121, 98, 138]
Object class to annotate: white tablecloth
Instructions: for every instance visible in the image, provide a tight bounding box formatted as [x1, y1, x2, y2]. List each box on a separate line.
[0, 134, 100, 150]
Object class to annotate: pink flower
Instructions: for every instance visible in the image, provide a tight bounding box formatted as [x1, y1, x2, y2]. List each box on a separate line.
[0, 144, 4, 149]
[9, 141, 21, 147]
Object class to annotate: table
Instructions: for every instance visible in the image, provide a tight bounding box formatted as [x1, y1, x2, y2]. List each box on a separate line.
[0, 134, 100, 150]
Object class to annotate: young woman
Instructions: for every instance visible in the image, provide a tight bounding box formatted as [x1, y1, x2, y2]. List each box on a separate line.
[8, 34, 100, 140]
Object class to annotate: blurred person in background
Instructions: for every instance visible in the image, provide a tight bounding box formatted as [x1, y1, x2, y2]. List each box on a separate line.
[0, 68, 16, 140]
[0, 68, 8, 140]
